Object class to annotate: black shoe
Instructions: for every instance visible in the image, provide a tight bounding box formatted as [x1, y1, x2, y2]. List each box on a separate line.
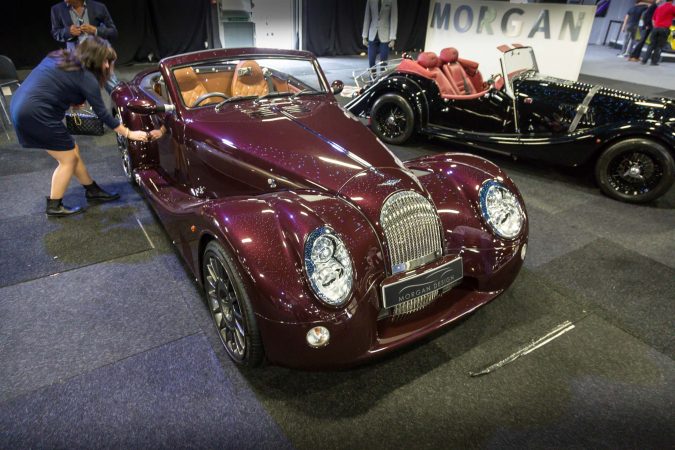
[46, 197, 83, 217]
[84, 181, 120, 202]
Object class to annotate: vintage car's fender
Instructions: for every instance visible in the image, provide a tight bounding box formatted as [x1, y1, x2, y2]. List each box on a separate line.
[347, 75, 429, 130]
[196, 190, 386, 325]
[591, 120, 675, 161]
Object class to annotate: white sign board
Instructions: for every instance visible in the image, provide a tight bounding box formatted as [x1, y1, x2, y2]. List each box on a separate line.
[424, 1, 596, 81]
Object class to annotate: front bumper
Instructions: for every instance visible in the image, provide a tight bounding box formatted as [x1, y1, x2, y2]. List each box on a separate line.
[256, 240, 526, 369]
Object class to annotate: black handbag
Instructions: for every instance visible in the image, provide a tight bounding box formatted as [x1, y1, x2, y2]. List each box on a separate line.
[65, 108, 104, 136]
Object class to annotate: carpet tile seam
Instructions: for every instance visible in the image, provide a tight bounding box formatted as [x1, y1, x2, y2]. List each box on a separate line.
[533, 269, 675, 363]
[0, 246, 160, 291]
[0, 330, 205, 407]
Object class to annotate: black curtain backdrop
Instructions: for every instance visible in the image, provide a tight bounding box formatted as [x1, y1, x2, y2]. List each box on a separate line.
[303, 0, 429, 57]
[2, 0, 211, 69]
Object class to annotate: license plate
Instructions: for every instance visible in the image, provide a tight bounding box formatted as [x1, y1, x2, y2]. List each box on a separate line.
[381, 256, 463, 309]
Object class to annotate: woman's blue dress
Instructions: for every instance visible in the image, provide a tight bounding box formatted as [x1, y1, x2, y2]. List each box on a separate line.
[10, 55, 120, 151]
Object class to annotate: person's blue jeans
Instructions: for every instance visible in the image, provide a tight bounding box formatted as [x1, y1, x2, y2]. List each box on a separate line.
[368, 39, 390, 68]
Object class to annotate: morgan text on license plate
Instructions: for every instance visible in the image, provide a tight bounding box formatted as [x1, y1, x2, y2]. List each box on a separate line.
[381, 257, 463, 309]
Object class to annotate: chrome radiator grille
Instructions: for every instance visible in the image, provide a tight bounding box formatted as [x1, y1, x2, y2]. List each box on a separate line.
[380, 191, 443, 317]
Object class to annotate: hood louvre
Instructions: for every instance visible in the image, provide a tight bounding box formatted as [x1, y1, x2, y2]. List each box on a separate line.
[241, 103, 311, 119]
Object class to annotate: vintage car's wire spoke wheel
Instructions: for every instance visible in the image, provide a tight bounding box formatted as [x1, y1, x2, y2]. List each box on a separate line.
[202, 241, 264, 367]
[596, 138, 674, 203]
[377, 104, 406, 139]
[371, 93, 415, 144]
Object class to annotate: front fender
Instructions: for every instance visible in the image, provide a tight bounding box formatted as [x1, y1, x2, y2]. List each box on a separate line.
[346, 75, 429, 129]
[592, 121, 675, 160]
[406, 153, 528, 290]
[199, 191, 385, 324]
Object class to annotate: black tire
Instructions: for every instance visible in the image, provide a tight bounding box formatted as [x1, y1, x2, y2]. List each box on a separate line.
[370, 93, 415, 144]
[595, 138, 675, 203]
[202, 240, 264, 367]
[114, 108, 135, 185]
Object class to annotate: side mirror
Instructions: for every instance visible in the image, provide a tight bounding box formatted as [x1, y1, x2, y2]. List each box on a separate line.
[331, 80, 344, 95]
[126, 98, 175, 115]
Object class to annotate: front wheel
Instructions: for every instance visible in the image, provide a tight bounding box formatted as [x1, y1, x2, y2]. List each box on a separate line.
[595, 138, 674, 203]
[370, 93, 415, 144]
[202, 240, 264, 367]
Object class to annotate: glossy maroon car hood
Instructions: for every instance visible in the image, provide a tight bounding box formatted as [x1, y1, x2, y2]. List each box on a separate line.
[185, 96, 411, 194]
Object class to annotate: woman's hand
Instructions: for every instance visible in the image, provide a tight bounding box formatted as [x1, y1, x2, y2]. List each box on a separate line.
[148, 129, 163, 141]
[127, 130, 148, 142]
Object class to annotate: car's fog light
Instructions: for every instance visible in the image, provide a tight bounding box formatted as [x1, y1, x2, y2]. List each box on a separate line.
[306, 326, 330, 348]
[521, 243, 527, 260]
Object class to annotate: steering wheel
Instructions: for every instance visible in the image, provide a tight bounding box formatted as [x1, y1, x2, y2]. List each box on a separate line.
[192, 92, 228, 108]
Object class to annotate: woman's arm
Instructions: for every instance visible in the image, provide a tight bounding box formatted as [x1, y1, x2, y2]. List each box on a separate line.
[81, 73, 147, 141]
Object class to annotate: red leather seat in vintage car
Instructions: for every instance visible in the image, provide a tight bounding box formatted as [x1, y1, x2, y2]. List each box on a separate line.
[416, 52, 456, 96]
[174, 67, 211, 107]
[439, 47, 476, 95]
[231, 60, 269, 97]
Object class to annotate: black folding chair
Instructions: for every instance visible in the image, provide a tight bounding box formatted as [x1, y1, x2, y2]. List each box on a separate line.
[0, 55, 20, 139]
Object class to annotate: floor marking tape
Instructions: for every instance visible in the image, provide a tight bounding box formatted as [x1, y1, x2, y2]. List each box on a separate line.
[470, 320, 576, 377]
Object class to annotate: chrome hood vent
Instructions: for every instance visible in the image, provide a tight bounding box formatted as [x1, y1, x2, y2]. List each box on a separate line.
[380, 191, 444, 317]
[241, 103, 311, 120]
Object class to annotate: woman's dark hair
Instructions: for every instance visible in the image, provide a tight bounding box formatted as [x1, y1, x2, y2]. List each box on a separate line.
[49, 36, 117, 86]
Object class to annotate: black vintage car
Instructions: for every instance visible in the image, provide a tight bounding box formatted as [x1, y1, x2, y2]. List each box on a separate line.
[346, 45, 675, 203]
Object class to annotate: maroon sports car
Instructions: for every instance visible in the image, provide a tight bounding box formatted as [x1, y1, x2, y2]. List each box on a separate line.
[112, 48, 528, 369]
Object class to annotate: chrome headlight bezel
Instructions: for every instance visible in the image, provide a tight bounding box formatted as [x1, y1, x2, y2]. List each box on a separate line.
[479, 180, 525, 240]
[304, 227, 354, 307]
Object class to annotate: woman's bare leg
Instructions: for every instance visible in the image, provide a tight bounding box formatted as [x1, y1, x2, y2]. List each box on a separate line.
[72, 144, 93, 185]
[46, 148, 78, 199]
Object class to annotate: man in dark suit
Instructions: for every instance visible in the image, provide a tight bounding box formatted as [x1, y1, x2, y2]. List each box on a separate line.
[51, 0, 119, 92]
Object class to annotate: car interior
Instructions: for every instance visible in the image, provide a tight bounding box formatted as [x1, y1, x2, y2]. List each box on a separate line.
[395, 47, 501, 100]
[170, 60, 306, 107]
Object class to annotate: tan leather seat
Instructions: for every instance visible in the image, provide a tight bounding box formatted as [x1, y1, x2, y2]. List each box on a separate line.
[439, 48, 476, 95]
[231, 60, 269, 97]
[174, 67, 209, 107]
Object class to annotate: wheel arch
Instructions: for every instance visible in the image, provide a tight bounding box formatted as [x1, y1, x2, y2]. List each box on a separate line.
[592, 127, 675, 164]
[194, 191, 383, 324]
[356, 75, 429, 130]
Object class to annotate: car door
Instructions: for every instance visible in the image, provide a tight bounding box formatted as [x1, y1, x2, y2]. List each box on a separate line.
[430, 89, 515, 134]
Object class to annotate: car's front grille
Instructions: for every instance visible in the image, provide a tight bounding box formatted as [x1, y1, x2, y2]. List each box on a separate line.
[380, 191, 443, 317]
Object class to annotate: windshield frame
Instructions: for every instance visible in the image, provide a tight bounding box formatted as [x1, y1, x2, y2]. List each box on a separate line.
[168, 55, 330, 110]
[500, 47, 540, 99]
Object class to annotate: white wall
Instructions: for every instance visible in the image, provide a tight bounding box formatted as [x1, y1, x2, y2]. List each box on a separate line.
[251, 0, 296, 49]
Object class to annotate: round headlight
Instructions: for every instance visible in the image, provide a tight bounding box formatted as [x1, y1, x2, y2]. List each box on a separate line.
[479, 180, 525, 239]
[304, 227, 353, 306]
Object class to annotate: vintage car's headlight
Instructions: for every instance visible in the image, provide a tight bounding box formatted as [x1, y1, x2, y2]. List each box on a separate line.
[304, 227, 353, 306]
[479, 180, 525, 239]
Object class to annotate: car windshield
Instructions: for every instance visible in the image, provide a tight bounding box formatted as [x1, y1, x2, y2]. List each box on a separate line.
[502, 47, 539, 89]
[172, 57, 327, 108]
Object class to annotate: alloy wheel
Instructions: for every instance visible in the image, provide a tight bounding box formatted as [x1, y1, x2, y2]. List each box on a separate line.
[205, 254, 247, 360]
